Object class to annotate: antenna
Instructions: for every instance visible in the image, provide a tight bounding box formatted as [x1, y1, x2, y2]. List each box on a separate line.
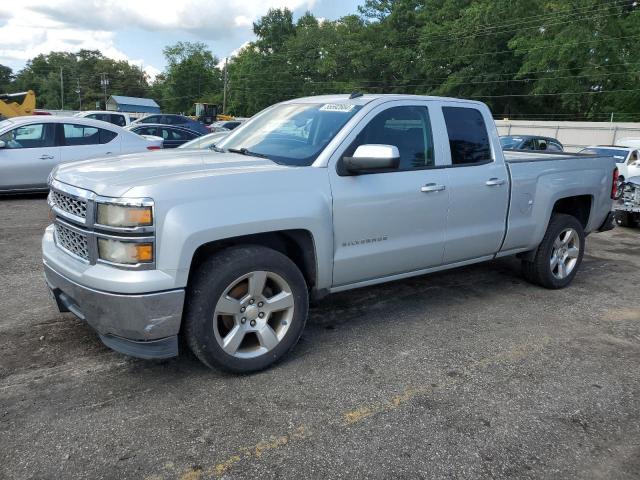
[349, 92, 363, 99]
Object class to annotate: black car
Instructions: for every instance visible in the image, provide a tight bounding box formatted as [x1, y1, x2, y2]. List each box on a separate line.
[500, 135, 563, 152]
[127, 124, 204, 148]
[133, 114, 210, 135]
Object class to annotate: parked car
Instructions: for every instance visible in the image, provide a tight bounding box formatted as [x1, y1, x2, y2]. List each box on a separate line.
[500, 135, 563, 152]
[209, 120, 243, 132]
[132, 114, 210, 135]
[614, 176, 640, 227]
[43, 94, 616, 372]
[126, 124, 203, 148]
[74, 110, 131, 127]
[616, 137, 640, 149]
[579, 146, 640, 182]
[178, 130, 230, 149]
[0, 116, 162, 193]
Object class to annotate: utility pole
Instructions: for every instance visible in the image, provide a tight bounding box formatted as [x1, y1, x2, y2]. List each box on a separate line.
[222, 57, 228, 114]
[100, 73, 109, 109]
[75, 79, 82, 111]
[60, 67, 64, 110]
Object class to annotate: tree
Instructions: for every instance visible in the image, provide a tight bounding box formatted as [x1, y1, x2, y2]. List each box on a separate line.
[0, 65, 13, 92]
[153, 42, 223, 113]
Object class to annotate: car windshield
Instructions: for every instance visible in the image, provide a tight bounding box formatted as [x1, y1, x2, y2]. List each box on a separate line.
[579, 147, 628, 162]
[217, 102, 363, 166]
[500, 136, 523, 149]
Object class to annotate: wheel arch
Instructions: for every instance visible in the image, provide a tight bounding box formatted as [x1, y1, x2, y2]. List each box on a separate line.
[187, 229, 318, 291]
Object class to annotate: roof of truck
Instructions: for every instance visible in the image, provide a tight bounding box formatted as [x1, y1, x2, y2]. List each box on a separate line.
[282, 94, 487, 107]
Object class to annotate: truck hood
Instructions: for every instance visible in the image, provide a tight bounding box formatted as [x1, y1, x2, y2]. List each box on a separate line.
[53, 149, 287, 197]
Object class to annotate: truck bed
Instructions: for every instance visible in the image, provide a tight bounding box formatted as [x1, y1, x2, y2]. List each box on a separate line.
[503, 150, 588, 163]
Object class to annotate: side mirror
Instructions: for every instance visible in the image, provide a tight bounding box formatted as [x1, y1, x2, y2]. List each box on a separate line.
[343, 144, 400, 174]
[0, 140, 5, 149]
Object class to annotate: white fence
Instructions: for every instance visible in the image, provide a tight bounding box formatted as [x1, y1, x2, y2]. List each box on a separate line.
[495, 119, 640, 152]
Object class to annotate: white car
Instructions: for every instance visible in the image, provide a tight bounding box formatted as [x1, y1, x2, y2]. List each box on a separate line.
[74, 110, 131, 127]
[0, 116, 162, 193]
[579, 145, 640, 181]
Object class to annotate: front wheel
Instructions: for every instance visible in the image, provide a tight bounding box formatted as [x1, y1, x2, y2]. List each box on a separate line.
[522, 213, 585, 289]
[184, 245, 308, 373]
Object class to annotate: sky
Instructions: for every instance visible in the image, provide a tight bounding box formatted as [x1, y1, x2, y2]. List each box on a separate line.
[0, 0, 362, 81]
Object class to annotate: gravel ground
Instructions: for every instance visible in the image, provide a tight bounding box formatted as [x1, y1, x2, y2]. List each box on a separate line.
[0, 196, 639, 480]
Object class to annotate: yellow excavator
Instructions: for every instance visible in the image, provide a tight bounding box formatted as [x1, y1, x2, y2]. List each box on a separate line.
[0, 90, 37, 118]
[193, 102, 235, 125]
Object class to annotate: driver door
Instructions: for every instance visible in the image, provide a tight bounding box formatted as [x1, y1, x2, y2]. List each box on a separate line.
[328, 101, 450, 287]
[0, 122, 59, 190]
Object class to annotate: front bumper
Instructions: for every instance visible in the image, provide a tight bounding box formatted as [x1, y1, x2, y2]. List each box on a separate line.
[44, 262, 185, 359]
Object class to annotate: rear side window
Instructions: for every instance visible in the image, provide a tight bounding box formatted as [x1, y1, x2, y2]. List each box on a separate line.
[100, 129, 117, 144]
[442, 107, 492, 165]
[140, 116, 157, 124]
[63, 124, 100, 145]
[63, 124, 115, 146]
[548, 142, 563, 152]
[110, 114, 126, 127]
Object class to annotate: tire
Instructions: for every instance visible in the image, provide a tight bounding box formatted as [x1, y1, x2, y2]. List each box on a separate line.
[521, 213, 585, 289]
[184, 245, 308, 373]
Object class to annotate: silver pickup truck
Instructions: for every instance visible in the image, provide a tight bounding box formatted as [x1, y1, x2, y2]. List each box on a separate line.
[43, 94, 617, 372]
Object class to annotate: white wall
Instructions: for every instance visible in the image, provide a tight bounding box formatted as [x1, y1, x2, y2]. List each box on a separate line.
[495, 119, 640, 152]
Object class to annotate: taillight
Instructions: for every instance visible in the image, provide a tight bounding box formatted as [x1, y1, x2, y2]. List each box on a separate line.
[147, 145, 161, 151]
[611, 167, 619, 199]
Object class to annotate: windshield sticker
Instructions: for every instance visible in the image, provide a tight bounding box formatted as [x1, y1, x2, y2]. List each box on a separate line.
[320, 104, 356, 113]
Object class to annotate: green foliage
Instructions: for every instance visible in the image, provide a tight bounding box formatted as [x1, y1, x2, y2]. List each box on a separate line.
[11, 50, 148, 110]
[152, 41, 223, 114]
[4, 2, 640, 119]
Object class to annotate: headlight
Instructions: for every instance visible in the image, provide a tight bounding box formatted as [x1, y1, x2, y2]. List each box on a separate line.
[98, 238, 153, 264]
[96, 203, 152, 228]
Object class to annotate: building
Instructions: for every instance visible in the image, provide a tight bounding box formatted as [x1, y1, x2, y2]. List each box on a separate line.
[106, 95, 160, 114]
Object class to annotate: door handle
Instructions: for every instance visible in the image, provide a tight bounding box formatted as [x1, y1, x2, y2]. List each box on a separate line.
[39, 154, 54, 160]
[485, 178, 506, 186]
[105, 151, 113, 155]
[421, 183, 446, 193]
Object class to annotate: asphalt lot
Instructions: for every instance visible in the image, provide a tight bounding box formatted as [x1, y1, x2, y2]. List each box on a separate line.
[1, 196, 639, 480]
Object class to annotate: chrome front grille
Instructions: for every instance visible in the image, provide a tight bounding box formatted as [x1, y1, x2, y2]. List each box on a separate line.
[54, 222, 89, 261]
[51, 190, 87, 219]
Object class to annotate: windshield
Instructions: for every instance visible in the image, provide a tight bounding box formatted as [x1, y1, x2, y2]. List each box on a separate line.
[500, 136, 523, 149]
[217, 102, 363, 166]
[579, 147, 628, 162]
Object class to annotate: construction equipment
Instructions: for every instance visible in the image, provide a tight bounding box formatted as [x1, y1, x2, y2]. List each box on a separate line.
[0, 90, 36, 118]
[193, 102, 235, 125]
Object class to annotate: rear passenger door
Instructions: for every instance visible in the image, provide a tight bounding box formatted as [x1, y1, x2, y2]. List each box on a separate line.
[329, 101, 450, 286]
[59, 123, 120, 162]
[439, 105, 509, 263]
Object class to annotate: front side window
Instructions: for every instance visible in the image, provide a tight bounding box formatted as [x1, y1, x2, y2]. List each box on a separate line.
[161, 127, 194, 140]
[443, 107, 492, 165]
[536, 139, 548, 151]
[135, 126, 159, 136]
[343, 106, 435, 171]
[0, 123, 55, 149]
[219, 102, 363, 166]
[629, 151, 639, 164]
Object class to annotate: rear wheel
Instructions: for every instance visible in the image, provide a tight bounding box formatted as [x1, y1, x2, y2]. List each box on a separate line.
[184, 245, 308, 372]
[522, 213, 585, 289]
